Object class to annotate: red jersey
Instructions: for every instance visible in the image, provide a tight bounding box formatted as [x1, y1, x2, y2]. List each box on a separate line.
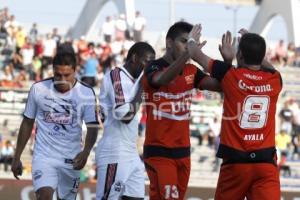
[143, 58, 207, 158]
[208, 60, 282, 160]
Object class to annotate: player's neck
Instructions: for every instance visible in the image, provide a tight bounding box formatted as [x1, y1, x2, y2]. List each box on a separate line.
[242, 64, 261, 71]
[123, 62, 135, 78]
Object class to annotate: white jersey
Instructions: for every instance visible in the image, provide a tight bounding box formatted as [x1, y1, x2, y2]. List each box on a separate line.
[24, 78, 98, 161]
[96, 67, 142, 165]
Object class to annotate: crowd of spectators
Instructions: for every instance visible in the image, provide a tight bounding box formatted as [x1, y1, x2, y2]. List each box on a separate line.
[0, 7, 146, 90]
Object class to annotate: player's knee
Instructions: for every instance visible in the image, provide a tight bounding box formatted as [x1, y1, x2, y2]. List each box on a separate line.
[36, 187, 54, 200]
[122, 196, 143, 200]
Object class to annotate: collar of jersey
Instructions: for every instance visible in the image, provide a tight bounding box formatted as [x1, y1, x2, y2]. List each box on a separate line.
[119, 66, 135, 82]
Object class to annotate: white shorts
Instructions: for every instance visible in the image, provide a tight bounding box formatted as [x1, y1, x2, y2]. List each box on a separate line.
[32, 157, 80, 200]
[96, 157, 145, 200]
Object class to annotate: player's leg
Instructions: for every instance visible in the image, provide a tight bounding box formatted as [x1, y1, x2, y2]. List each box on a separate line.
[57, 167, 80, 200]
[32, 158, 58, 200]
[121, 158, 145, 200]
[214, 164, 251, 200]
[96, 163, 121, 200]
[246, 163, 280, 200]
[144, 157, 178, 200]
[176, 157, 191, 200]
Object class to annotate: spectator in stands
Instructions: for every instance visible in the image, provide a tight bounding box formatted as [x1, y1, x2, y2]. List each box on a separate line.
[292, 102, 300, 136]
[273, 39, 287, 66]
[286, 42, 297, 66]
[34, 38, 43, 57]
[279, 101, 293, 135]
[51, 27, 61, 46]
[292, 133, 300, 160]
[278, 151, 291, 177]
[15, 26, 26, 50]
[0, 7, 10, 25]
[0, 64, 15, 88]
[42, 33, 56, 77]
[4, 15, 19, 34]
[0, 140, 14, 172]
[29, 23, 38, 44]
[276, 129, 292, 159]
[32, 55, 42, 81]
[81, 51, 99, 87]
[133, 11, 146, 42]
[115, 14, 127, 41]
[11, 47, 23, 71]
[20, 37, 34, 80]
[101, 16, 115, 43]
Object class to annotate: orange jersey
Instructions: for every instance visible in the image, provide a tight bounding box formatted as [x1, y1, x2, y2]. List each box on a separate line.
[208, 60, 282, 158]
[143, 58, 207, 150]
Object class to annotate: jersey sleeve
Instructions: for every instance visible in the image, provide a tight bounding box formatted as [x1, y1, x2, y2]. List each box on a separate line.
[208, 59, 232, 81]
[99, 74, 112, 122]
[23, 85, 37, 119]
[194, 68, 209, 89]
[107, 69, 141, 120]
[82, 88, 99, 124]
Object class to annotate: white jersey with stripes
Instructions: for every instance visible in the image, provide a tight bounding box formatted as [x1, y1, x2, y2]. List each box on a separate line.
[96, 67, 141, 165]
[24, 78, 98, 161]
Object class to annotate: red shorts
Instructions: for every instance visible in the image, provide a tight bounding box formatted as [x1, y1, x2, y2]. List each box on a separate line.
[144, 157, 190, 200]
[215, 163, 280, 200]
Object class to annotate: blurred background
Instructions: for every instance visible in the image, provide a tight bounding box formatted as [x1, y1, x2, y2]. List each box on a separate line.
[0, 0, 300, 199]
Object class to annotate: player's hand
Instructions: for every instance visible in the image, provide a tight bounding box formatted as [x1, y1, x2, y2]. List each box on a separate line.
[187, 24, 207, 59]
[218, 30, 236, 64]
[11, 158, 23, 180]
[188, 24, 201, 43]
[238, 28, 249, 36]
[72, 150, 89, 170]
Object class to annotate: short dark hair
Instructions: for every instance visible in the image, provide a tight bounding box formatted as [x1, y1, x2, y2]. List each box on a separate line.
[126, 42, 155, 61]
[166, 21, 193, 40]
[53, 43, 76, 69]
[238, 33, 266, 65]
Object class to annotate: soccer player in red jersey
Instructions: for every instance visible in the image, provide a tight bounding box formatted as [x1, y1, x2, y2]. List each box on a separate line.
[188, 25, 282, 200]
[143, 21, 220, 200]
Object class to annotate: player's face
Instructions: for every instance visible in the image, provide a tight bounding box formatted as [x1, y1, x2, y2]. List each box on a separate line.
[135, 51, 155, 78]
[169, 32, 189, 60]
[53, 65, 76, 93]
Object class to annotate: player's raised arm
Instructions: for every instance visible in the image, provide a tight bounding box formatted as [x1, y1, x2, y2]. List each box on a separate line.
[187, 24, 211, 71]
[150, 52, 189, 87]
[120, 75, 144, 124]
[194, 68, 222, 92]
[218, 31, 236, 65]
[11, 116, 35, 179]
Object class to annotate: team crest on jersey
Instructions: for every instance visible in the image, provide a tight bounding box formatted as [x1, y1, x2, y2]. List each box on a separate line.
[33, 170, 43, 180]
[185, 75, 194, 84]
[44, 112, 72, 125]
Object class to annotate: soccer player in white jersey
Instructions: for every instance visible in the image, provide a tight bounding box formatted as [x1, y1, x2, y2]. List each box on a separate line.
[11, 44, 99, 200]
[95, 42, 155, 200]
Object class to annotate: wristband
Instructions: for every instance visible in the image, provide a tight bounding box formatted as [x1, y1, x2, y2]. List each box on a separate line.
[188, 38, 196, 43]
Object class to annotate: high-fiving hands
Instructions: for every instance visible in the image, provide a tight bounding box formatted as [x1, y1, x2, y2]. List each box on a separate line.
[187, 24, 207, 60]
[218, 31, 236, 64]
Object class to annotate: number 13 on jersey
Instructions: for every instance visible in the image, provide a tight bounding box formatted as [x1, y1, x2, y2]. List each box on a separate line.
[239, 95, 270, 129]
